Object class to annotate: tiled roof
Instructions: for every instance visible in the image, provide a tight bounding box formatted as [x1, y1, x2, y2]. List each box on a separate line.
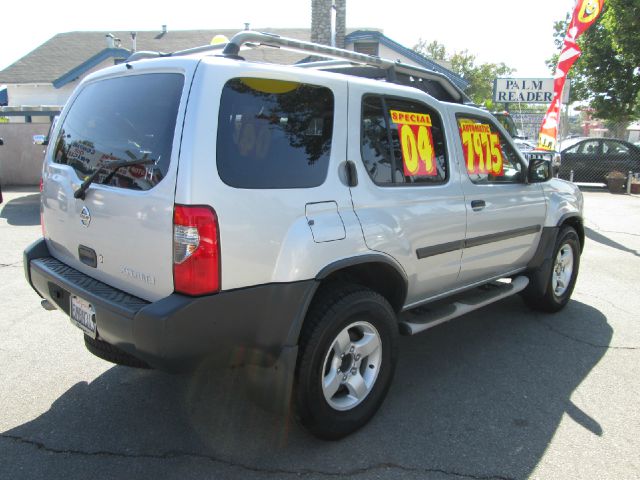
[0, 29, 313, 84]
[0, 28, 467, 94]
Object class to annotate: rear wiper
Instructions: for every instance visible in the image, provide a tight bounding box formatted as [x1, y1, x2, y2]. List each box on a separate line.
[73, 154, 155, 200]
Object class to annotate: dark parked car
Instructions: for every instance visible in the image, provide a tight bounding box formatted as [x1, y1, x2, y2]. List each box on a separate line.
[559, 137, 640, 183]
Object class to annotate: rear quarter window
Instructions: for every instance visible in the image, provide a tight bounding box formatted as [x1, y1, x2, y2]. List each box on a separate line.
[216, 78, 335, 189]
[53, 73, 184, 191]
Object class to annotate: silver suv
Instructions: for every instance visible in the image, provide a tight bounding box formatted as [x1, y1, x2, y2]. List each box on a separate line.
[24, 32, 584, 440]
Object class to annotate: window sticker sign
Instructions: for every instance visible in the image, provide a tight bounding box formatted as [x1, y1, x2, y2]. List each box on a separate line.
[390, 110, 437, 177]
[235, 120, 271, 160]
[458, 120, 504, 176]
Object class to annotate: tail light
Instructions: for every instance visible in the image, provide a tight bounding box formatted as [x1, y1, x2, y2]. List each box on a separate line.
[173, 205, 220, 296]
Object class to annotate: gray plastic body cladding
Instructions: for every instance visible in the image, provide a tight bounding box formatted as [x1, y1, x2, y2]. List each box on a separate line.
[524, 226, 559, 297]
[25, 239, 315, 372]
[132, 280, 316, 370]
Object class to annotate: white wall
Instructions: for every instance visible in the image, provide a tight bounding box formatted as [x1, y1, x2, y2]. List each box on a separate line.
[7, 83, 74, 107]
[5, 58, 118, 122]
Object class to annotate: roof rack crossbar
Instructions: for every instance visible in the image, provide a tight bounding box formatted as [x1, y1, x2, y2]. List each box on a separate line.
[219, 31, 469, 102]
[127, 31, 470, 103]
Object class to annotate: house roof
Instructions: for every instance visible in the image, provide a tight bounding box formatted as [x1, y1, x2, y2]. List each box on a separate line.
[0, 29, 313, 85]
[0, 28, 468, 94]
[345, 30, 468, 90]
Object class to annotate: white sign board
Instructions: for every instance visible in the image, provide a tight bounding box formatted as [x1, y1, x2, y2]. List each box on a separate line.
[493, 78, 570, 104]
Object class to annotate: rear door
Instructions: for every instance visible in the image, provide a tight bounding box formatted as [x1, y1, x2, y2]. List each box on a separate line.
[42, 61, 196, 301]
[602, 139, 640, 176]
[346, 82, 467, 306]
[561, 139, 601, 182]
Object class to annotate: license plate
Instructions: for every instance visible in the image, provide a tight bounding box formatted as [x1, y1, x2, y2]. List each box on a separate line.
[70, 295, 96, 338]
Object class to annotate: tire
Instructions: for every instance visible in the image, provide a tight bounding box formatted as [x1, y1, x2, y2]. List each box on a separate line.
[295, 283, 398, 440]
[84, 335, 151, 369]
[523, 226, 581, 312]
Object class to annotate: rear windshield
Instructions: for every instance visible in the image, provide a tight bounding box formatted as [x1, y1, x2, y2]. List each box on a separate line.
[217, 77, 334, 189]
[53, 73, 184, 191]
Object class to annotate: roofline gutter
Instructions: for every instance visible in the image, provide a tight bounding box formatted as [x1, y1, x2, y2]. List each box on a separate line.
[52, 47, 131, 89]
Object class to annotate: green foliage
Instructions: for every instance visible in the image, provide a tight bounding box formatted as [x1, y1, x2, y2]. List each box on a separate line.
[549, 2, 640, 124]
[413, 39, 446, 61]
[413, 39, 514, 106]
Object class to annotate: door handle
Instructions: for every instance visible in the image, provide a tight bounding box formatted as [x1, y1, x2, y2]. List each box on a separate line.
[345, 161, 358, 187]
[471, 200, 486, 211]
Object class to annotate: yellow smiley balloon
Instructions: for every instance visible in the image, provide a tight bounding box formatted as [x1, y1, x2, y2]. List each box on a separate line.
[578, 0, 601, 24]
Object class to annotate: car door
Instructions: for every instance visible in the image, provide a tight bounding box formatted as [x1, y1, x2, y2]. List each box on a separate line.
[602, 139, 639, 177]
[346, 83, 467, 306]
[561, 139, 601, 182]
[452, 109, 547, 285]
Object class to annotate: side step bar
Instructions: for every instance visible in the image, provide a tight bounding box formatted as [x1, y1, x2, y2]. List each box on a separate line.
[399, 276, 529, 335]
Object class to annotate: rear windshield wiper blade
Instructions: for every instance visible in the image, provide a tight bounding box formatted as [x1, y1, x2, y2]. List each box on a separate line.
[73, 156, 155, 200]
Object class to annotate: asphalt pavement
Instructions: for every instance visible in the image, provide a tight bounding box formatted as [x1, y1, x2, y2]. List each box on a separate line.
[1, 187, 639, 480]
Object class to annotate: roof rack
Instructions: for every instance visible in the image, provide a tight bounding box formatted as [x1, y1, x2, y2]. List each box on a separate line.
[126, 31, 471, 104]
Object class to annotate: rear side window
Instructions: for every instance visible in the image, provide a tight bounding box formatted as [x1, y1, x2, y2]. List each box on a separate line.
[53, 74, 184, 191]
[361, 95, 448, 185]
[217, 78, 334, 189]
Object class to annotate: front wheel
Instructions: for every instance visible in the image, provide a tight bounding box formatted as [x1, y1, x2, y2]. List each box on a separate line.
[523, 226, 581, 312]
[295, 284, 398, 440]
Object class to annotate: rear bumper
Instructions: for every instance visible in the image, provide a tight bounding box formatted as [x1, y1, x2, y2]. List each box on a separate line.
[24, 238, 316, 375]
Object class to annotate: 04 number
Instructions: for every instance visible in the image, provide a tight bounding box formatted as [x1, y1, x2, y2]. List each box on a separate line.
[400, 124, 435, 176]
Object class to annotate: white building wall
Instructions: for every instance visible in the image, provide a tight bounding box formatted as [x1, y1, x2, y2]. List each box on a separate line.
[5, 58, 118, 122]
[377, 44, 424, 69]
[7, 83, 75, 107]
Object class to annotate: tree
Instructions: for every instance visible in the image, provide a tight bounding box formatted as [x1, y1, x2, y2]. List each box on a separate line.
[413, 39, 446, 61]
[548, 2, 640, 130]
[413, 40, 514, 106]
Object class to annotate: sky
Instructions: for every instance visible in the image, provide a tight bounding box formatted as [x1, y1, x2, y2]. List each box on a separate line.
[0, 0, 576, 77]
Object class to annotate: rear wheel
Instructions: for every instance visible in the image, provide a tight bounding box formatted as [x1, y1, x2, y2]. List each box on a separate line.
[523, 226, 581, 312]
[295, 284, 398, 440]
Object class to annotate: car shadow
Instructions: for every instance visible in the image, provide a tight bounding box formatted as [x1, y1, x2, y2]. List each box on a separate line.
[0, 193, 40, 226]
[2, 298, 611, 479]
[585, 226, 639, 257]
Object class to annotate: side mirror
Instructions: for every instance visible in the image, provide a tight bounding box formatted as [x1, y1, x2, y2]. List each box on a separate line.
[33, 135, 48, 146]
[527, 156, 552, 183]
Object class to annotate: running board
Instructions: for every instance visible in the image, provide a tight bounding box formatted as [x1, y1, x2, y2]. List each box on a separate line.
[399, 276, 529, 335]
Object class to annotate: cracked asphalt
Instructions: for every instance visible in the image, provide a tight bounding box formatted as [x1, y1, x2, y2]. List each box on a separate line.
[1, 187, 639, 480]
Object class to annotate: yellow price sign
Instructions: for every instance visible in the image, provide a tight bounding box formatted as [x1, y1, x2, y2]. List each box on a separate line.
[458, 121, 504, 176]
[390, 110, 437, 177]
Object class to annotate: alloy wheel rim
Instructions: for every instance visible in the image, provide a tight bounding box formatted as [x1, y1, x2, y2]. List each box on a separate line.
[321, 321, 382, 411]
[552, 243, 574, 297]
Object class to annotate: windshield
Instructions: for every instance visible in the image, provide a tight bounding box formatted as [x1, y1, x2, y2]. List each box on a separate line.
[53, 73, 184, 191]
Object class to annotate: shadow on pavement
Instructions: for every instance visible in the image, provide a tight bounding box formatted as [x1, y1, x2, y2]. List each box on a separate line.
[0, 193, 40, 226]
[1, 298, 611, 479]
[585, 226, 639, 257]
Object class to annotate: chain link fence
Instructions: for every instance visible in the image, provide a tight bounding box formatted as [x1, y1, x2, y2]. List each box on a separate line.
[554, 121, 640, 189]
[507, 107, 639, 189]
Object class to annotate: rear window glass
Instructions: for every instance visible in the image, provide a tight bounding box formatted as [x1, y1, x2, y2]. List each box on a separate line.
[217, 78, 334, 189]
[53, 73, 184, 191]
